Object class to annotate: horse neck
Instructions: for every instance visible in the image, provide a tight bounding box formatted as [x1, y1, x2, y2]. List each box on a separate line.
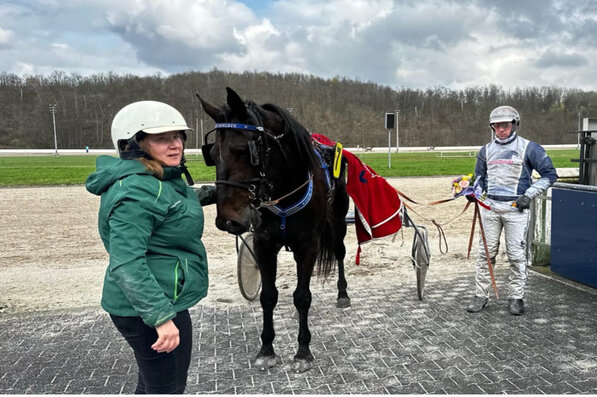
[267, 150, 315, 205]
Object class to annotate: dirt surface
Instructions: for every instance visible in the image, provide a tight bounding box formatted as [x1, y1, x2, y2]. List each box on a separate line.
[0, 177, 499, 315]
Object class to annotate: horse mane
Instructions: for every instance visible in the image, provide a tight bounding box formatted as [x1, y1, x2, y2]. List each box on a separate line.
[259, 103, 318, 171]
[259, 102, 339, 278]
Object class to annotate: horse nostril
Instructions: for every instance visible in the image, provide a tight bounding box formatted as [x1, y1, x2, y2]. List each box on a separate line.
[223, 219, 248, 235]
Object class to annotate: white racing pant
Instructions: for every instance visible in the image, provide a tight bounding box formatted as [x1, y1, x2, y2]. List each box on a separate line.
[475, 199, 530, 299]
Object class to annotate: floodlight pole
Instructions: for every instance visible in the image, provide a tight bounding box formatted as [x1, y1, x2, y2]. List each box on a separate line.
[195, 118, 199, 150]
[388, 129, 391, 168]
[49, 104, 58, 156]
[395, 109, 400, 153]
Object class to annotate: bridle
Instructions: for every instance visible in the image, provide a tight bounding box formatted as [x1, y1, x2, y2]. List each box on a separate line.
[201, 112, 312, 211]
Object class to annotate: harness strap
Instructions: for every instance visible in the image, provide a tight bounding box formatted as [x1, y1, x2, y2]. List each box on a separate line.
[260, 174, 313, 208]
[266, 175, 313, 217]
[313, 150, 332, 190]
[215, 178, 261, 189]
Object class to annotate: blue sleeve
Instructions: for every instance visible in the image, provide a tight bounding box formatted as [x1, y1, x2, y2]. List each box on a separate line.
[475, 145, 488, 192]
[527, 142, 558, 184]
[524, 142, 558, 199]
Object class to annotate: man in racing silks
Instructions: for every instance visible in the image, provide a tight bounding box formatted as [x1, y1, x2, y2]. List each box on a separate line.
[467, 106, 557, 315]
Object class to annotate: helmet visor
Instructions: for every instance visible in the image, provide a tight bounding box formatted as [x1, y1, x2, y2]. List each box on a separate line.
[490, 116, 515, 124]
[142, 125, 192, 135]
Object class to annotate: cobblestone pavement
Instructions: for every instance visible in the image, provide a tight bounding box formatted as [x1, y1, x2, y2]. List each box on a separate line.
[2, 267, 597, 395]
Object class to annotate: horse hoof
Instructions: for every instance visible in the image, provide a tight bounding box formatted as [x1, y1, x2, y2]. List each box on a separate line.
[336, 297, 351, 308]
[254, 354, 279, 370]
[293, 358, 313, 373]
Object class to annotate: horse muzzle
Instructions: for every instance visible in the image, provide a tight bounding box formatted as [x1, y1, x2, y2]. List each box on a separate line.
[215, 205, 263, 235]
[216, 217, 250, 235]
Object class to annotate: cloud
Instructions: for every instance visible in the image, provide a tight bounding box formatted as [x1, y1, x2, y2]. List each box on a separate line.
[103, 0, 258, 70]
[535, 50, 589, 68]
[0, 27, 14, 47]
[1, 0, 597, 90]
[51, 43, 69, 50]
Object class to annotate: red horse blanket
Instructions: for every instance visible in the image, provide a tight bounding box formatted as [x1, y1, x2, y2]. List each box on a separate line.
[312, 134, 403, 264]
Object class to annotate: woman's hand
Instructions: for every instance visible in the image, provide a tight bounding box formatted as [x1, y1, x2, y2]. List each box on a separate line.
[151, 320, 180, 353]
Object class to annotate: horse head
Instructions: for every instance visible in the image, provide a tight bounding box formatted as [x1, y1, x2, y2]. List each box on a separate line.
[198, 87, 304, 235]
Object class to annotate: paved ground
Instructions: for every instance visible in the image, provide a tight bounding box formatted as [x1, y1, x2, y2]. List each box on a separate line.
[2, 266, 597, 395]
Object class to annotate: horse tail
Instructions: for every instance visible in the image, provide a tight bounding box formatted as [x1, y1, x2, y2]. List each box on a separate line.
[316, 218, 338, 279]
[316, 160, 349, 279]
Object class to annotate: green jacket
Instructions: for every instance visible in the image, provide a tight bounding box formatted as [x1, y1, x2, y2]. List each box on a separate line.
[86, 155, 215, 327]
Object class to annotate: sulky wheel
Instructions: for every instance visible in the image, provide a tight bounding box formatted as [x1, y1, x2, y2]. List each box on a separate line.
[236, 232, 262, 301]
[412, 225, 431, 300]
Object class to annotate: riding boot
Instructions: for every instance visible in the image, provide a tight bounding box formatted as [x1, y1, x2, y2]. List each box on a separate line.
[508, 298, 524, 315]
[466, 296, 488, 313]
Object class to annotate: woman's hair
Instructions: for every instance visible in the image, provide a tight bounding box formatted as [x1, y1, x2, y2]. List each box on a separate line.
[137, 157, 165, 179]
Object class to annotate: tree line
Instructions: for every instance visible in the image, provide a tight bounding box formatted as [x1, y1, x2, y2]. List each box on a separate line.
[1, 69, 595, 150]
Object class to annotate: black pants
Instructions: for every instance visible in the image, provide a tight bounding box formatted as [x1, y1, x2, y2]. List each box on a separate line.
[110, 310, 192, 394]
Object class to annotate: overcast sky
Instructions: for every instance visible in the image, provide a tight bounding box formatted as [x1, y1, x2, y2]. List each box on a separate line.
[1, 0, 597, 91]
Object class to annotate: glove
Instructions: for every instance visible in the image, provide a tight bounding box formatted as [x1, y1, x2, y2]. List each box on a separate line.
[196, 185, 217, 206]
[515, 195, 531, 211]
[465, 194, 476, 203]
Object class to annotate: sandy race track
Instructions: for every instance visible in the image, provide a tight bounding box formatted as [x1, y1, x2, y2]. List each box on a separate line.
[0, 177, 506, 315]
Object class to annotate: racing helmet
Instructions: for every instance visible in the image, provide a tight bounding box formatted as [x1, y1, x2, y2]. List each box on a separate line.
[489, 106, 520, 130]
[111, 100, 192, 154]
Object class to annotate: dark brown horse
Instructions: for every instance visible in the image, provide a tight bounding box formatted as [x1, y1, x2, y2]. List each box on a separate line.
[198, 87, 350, 372]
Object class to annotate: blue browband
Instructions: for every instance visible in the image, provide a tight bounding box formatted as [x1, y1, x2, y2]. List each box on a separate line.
[214, 123, 264, 132]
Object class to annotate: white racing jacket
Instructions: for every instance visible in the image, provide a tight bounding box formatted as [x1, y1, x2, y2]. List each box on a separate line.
[473, 132, 557, 299]
[475, 132, 558, 201]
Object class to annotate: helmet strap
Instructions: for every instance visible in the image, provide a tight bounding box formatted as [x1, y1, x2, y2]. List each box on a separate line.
[179, 156, 195, 186]
[119, 134, 152, 161]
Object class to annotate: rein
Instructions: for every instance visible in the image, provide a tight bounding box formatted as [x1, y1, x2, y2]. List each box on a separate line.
[394, 189, 449, 254]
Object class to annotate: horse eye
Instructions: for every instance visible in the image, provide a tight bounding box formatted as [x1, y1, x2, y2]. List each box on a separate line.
[230, 146, 248, 156]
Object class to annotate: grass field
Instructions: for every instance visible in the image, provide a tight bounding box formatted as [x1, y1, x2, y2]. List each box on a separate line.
[0, 149, 579, 187]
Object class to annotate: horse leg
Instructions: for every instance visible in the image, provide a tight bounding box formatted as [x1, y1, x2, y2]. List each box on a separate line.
[336, 251, 351, 308]
[254, 248, 280, 370]
[291, 251, 316, 372]
[336, 189, 351, 308]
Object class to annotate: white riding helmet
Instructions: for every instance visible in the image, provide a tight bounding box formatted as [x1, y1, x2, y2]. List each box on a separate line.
[111, 100, 192, 153]
[489, 106, 520, 129]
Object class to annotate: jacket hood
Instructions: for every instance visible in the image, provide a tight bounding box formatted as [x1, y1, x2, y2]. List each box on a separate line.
[86, 155, 152, 195]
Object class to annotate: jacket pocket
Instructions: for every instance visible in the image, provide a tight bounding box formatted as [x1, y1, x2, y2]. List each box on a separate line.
[146, 255, 187, 303]
[174, 258, 193, 302]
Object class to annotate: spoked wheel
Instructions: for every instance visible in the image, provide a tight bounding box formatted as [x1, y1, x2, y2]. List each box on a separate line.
[236, 232, 261, 301]
[412, 225, 431, 300]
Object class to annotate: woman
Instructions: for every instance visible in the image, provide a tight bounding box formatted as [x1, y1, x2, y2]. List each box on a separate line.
[86, 100, 216, 393]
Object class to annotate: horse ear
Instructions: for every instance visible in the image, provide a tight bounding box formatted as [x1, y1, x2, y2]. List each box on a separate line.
[226, 87, 248, 119]
[260, 104, 285, 133]
[261, 108, 284, 133]
[196, 93, 224, 122]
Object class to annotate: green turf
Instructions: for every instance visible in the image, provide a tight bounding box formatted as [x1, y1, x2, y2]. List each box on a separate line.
[0, 149, 579, 187]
